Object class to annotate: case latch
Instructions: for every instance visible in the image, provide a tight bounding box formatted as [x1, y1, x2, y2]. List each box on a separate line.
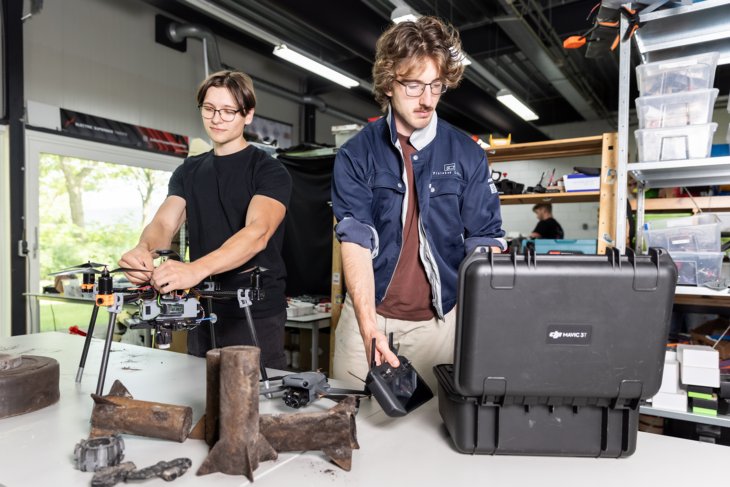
[481, 377, 507, 406]
[610, 380, 642, 410]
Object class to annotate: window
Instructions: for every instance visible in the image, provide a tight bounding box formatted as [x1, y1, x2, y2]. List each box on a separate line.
[25, 130, 182, 333]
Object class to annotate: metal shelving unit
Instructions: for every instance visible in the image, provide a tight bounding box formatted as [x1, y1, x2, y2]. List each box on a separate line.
[617, 1, 730, 429]
[490, 133, 618, 253]
[634, 0, 730, 64]
[622, 2, 730, 239]
[640, 405, 730, 428]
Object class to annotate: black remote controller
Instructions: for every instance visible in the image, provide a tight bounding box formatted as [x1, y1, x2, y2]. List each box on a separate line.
[365, 334, 433, 417]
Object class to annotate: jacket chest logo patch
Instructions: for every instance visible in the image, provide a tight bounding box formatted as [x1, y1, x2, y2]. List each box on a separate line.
[432, 163, 461, 178]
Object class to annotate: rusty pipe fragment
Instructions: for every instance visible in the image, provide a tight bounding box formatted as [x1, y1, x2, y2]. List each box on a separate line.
[197, 346, 277, 480]
[259, 396, 360, 471]
[204, 348, 221, 446]
[89, 380, 192, 442]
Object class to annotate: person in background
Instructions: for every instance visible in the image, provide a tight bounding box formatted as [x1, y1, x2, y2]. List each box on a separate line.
[331, 16, 506, 390]
[530, 203, 564, 239]
[119, 70, 292, 368]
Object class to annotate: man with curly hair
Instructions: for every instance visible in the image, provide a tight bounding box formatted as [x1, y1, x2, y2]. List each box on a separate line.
[331, 16, 505, 390]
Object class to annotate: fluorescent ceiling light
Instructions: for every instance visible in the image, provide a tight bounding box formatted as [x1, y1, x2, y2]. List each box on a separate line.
[273, 44, 359, 88]
[391, 5, 418, 23]
[496, 89, 539, 121]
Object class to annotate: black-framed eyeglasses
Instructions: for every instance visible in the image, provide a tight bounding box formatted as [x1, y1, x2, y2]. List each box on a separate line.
[199, 104, 242, 122]
[395, 79, 447, 97]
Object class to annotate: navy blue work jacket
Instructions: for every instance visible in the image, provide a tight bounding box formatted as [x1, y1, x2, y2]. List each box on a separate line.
[332, 108, 505, 318]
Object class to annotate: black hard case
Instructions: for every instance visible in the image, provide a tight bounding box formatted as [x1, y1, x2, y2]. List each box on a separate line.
[436, 248, 677, 457]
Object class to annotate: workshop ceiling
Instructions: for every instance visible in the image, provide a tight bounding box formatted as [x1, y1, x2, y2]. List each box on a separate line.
[142, 0, 729, 143]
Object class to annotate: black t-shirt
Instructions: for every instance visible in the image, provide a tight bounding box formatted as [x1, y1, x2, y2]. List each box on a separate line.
[168, 145, 292, 318]
[532, 217, 564, 239]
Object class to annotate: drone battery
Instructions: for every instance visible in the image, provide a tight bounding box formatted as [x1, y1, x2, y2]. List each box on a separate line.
[436, 248, 677, 457]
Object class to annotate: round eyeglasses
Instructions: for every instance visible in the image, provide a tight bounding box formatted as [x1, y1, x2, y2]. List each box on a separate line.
[395, 79, 447, 97]
[199, 105, 241, 122]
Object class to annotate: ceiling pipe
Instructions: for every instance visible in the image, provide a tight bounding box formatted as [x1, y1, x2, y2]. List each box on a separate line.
[166, 22, 222, 76]
[179, 0, 373, 91]
[166, 21, 367, 125]
[495, 0, 606, 121]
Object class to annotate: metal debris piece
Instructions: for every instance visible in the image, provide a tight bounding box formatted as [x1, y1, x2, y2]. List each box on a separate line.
[0, 353, 22, 371]
[90, 461, 136, 487]
[125, 458, 192, 482]
[197, 346, 277, 480]
[89, 380, 192, 442]
[259, 396, 360, 471]
[73, 434, 125, 472]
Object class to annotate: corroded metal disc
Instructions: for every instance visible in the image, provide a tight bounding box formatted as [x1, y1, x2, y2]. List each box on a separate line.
[0, 355, 60, 419]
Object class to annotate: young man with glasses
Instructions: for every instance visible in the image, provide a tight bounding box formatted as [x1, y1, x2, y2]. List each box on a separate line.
[331, 17, 505, 390]
[120, 70, 291, 367]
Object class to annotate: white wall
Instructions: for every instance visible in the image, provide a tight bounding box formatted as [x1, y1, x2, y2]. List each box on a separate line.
[22, 0, 378, 149]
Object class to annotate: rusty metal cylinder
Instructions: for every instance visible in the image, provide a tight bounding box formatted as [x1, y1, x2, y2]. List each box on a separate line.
[204, 348, 221, 447]
[197, 345, 276, 479]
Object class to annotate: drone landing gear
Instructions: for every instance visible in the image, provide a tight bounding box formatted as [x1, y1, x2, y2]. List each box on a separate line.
[75, 303, 99, 383]
[75, 293, 125, 396]
[237, 289, 271, 395]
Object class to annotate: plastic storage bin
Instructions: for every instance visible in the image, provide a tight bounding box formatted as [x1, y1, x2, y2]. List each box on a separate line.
[636, 52, 720, 96]
[644, 213, 721, 252]
[635, 89, 718, 129]
[671, 251, 723, 286]
[522, 239, 597, 254]
[635, 123, 717, 161]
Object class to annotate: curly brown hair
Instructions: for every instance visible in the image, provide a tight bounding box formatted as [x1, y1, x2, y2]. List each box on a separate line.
[195, 70, 256, 115]
[372, 16, 465, 112]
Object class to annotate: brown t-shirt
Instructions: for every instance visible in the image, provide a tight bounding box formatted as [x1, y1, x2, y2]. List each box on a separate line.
[377, 133, 435, 321]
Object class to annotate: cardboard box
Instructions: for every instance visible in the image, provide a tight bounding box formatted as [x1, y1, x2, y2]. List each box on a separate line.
[651, 390, 688, 412]
[563, 174, 599, 192]
[677, 344, 719, 368]
[681, 364, 720, 388]
[690, 318, 730, 361]
[659, 360, 680, 394]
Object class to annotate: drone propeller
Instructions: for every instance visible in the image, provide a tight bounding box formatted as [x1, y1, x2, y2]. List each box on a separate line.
[49, 267, 103, 276]
[107, 266, 152, 274]
[50, 260, 110, 276]
[238, 265, 269, 275]
[50, 266, 151, 277]
[64, 261, 107, 270]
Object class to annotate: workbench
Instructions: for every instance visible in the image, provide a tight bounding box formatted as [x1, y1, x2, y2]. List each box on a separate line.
[0, 332, 727, 486]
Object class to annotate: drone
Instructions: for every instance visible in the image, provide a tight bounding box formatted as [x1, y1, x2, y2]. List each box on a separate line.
[51, 250, 269, 396]
[260, 371, 369, 410]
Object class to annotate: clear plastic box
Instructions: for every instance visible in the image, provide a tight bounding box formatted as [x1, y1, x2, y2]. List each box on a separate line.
[670, 251, 723, 286]
[644, 213, 721, 252]
[636, 52, 720, 96]
[635, 123, 717, 161]
[635, 89, 718, 129]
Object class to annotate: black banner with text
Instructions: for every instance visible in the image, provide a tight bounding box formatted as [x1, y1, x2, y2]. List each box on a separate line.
[60, 109, 189, 156]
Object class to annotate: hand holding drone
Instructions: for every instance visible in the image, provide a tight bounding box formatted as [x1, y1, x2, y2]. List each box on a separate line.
[51, 252, 268, 395]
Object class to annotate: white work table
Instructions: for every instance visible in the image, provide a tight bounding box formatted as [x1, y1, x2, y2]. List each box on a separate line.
[0, 332, 728, 487]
